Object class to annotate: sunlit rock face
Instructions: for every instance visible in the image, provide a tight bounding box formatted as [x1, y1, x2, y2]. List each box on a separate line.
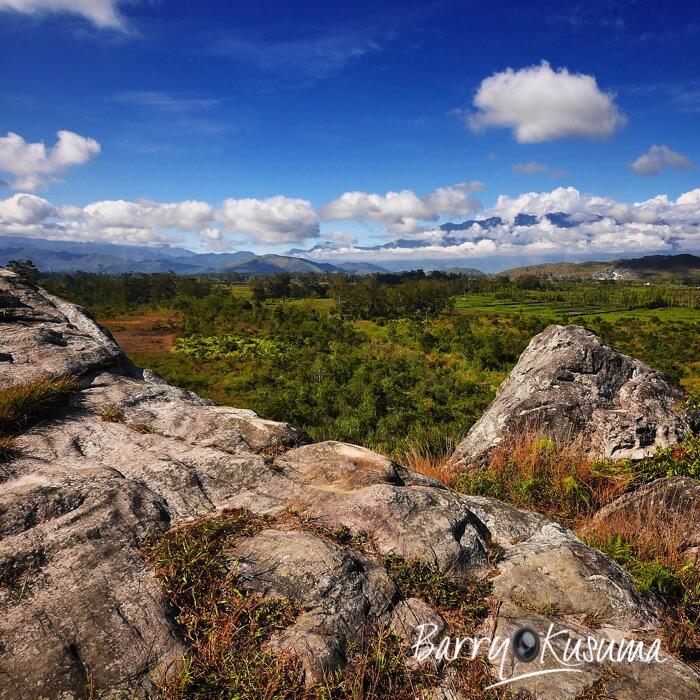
[452, 324, 697, 466]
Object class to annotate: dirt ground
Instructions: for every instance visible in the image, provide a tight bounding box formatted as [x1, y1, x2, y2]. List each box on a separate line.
[99, 311, 180, 354]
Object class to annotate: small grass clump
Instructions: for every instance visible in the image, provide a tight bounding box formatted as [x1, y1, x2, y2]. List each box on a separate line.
[0, 376, 79, 436]
[0, 435, 20, 463]
[99, 405, 124, 423]
[381, 553, 492, 633]
[129, 421, 155, 434]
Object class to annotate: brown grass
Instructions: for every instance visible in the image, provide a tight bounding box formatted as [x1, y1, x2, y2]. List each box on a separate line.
[144, 508, 506, 699]
[0, 376, 80, 436]
[99, 311, 179, 354]
[129, 421, 155, 434]
[99, 406, 124, 423]
[399, 445, 460, 486]
[448, 430, 633, 527]
[0, 435, 20, 462]
[580, 508, 700, 662]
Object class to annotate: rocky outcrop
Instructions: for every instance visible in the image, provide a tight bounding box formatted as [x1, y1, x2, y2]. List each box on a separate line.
[452, 324, 696, 466]
[1, 271, 699, 699]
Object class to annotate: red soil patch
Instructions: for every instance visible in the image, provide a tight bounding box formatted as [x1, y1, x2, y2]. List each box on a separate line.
[99, 311, 180, 354]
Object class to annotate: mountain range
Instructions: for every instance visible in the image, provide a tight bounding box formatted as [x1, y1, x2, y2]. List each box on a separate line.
[0, 235, 388, 275]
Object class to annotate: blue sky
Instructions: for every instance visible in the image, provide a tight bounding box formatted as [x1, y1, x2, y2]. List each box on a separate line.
[0, 0, 699, 268]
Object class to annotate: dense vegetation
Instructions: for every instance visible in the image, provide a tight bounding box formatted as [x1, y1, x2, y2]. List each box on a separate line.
[39, 269, 700, 459]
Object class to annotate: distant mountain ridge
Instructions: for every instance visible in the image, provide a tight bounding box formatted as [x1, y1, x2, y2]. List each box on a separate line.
[0, 235, 389, 275]
[501, 253, 700, 281]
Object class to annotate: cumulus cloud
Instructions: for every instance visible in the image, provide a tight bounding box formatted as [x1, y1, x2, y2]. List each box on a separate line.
[0, 193, 55, 224]
[296, 186, 700, 262]
[198, 227, 233, 252]
[321, 182, 483, 234]
[631, 145, 693, 175]
[0, 0, 128, 29]
[0, 130, 101, 190]
[513, 161, 567, 178]
[81, 199, 214, 232]
[2, 184, 699, 260]
[216, 196, 319, 244]
[466, 61, 627, 143]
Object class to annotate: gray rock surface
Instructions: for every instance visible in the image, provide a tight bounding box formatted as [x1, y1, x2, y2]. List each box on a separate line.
[452, 324, 696, 465]
[1, 271, 698, 699]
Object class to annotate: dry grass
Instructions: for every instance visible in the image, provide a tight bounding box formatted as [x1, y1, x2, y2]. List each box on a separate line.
[0, 376, 80, 436]
[99, 406, 124, 423]
[399, 443, 460, 486]
[144, 508, 505, 699]
[581, 508, 700, 662]
[0, 435, 20, 463]
[449, 430, 633, 527]
[129, 421, 155, 434]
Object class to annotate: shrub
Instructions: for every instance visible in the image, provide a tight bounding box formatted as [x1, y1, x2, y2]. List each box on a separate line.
[635, 434, 700, 481]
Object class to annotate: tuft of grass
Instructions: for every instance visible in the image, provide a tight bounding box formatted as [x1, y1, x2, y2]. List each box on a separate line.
[452, 430, 633, 527]
[144, 510, 503, 699]
[381, 553, 492, 633]
[99, 405, 124, 423]
[398, 438, 459, 487]
[0, 435, 20, 463]
[0, 376, 79, 437]
[320, 626, 439, 699]
[129, 421, 155, 434]
[0, 377, 79, 430]
[143, 509, 308, 699]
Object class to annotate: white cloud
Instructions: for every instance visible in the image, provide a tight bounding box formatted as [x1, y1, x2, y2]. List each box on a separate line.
[513, 161, 567, 178]
[81, 199, 214, 231]
[631, 145, 693, 175]
[198, 227, 233, 252]
[0, 0, 128, 29]
[1, 184, 699, 261]
[0, 193, 55, 224]
[216, 196, 319, 244]
[0, 130, 101, 190]
[466, 61, 627, 143]
[297, 186, 700, 262]
[321, 182, 483, 234]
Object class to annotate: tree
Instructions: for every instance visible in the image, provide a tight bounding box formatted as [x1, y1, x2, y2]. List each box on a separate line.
[7, 259, 40, 284]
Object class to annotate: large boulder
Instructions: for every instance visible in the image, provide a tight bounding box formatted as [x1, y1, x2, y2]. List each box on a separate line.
[1, 272, 698, 699]
[452, 324, 696, 466]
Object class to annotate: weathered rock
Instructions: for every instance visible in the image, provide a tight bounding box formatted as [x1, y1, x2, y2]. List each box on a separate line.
[581, 476, 700, 562]
[452, 324, 696, 465]
[462, 494, 700, 699]
[1, 272, 698, 699]
[0, 269, 127, 386]
[228, 529, 397, 682]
